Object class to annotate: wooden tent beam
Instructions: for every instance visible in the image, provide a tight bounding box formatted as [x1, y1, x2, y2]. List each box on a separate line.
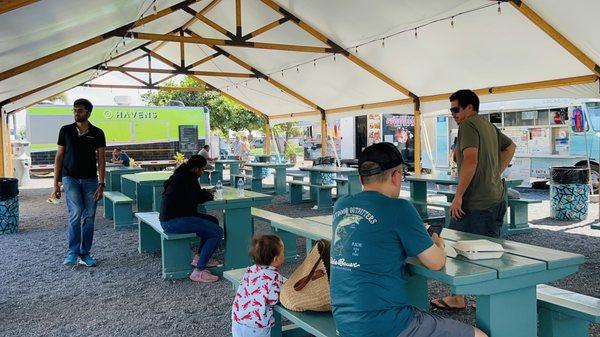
[128, 32, 336, 53]
[0, 0, 201, 82]
[101, 66, 257, 78]
[242, 18, 289, 41]
[154, 74, 178, 86]
[185, 30, 322, 111]
[81, 83, 205, 92]
[235, 0, 242, 37]
[268, 75, 599, 120]
[185, 52, 221, 70]
[0, 42, 150, 107]
[509, 0, 600, 77]
[189, 75, 267, 118]
[120, 71, 150, 86]
[0, 0, 40, 15]
[259, 0, 417, 99]
[140, 46, 181, 70]
[182, 6, 237, 40]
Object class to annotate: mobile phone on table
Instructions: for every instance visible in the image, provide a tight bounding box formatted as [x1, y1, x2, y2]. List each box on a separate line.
[426, 224, 443, 237]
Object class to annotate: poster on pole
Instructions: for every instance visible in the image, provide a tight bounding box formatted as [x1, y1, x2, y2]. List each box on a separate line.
[367, 114, 381, 146]
[382, 114, 415, 164]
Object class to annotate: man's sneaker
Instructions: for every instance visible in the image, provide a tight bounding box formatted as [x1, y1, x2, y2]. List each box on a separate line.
[63, 254, 77, 266]
[189, 269, 219, 283]
[78, 255, 97, 267]
[191, 255, 220, 268]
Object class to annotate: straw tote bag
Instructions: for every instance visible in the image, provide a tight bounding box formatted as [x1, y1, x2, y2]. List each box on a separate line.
[280, 239, 331, 312]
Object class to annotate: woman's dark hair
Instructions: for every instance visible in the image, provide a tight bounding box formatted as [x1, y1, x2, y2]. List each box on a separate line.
[250, 235, 283, 266]
[449, 89, 479, 112]
[163, 155, 207, 193]
[173, 154, 207, 175]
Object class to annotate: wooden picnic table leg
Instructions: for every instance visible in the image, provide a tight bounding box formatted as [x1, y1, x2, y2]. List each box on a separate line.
[274, 167, 287, 195]
[409, 180, 428, 217]
[347, 174, 362, 195]
[308, 171, 319, 201]
[476, 286, 537, 337]
[121, 177, 136, 199]
[405, 273, 429, 311]
[136, 183, 155, 212]
[221, 206, 254, 272]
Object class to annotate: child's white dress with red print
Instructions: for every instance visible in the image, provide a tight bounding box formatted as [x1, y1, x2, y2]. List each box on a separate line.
[231, 265, 283, 337]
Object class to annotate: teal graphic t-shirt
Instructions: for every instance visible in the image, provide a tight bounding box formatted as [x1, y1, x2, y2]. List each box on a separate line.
[330, 191, 434, 337]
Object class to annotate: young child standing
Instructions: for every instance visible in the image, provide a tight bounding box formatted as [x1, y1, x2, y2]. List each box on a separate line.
[232, 235, 285, 337]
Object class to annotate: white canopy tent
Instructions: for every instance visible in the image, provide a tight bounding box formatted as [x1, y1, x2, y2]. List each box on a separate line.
[1, 0, 599, 175]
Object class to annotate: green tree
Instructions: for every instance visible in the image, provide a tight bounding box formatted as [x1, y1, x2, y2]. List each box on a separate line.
[272, 122, 303, 154]
[140, 76, 264, 133]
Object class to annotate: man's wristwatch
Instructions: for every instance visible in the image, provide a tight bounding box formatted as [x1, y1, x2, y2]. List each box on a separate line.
[99, 182, 106, 188]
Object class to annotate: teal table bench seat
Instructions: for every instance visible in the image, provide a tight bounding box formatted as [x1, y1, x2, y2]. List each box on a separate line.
[537, 284, 599, 337]
[231, 173, 262, 192]
[135, 212, 196, 279]
[287, 173, 307, 181]
[224, 268, 338, 337]
[507, 198, 541, 234]
[250, 208, 298, 260]
[288, 181, 334, 210]
[404, 197, 451, 227]
[103, 191, 134, 230]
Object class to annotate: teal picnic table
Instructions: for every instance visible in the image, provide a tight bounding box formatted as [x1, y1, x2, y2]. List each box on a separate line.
[105, 166, 144, 192]
[299, 166, 361, 200]
[405, 173, 522, 220]
[245, 162, 294, 195]
[121, 171, 172, 212]
[281, 215, 584, 337]
[212, 159, 242, 185]
[201, 187, 273, 274]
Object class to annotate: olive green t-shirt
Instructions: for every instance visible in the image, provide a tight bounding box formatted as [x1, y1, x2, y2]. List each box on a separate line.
[456, 115, 513, 210]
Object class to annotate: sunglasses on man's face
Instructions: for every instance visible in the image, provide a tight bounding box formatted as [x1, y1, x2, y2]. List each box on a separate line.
[450, 107, 460, 114]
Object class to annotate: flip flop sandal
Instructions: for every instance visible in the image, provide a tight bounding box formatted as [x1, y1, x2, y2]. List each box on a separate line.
[430, 298, 467, 311]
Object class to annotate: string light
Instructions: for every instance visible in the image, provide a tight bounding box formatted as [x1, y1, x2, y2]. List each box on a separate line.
[214, 1, 500, 93]
[153, 0, 157, 15]
[296, 66, 299, 73]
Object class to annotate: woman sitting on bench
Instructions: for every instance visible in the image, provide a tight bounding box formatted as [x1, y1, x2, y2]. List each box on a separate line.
[160, 155, 223, 283]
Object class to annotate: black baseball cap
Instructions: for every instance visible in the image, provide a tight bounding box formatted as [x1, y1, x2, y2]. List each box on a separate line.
[358, 142, 404, 177]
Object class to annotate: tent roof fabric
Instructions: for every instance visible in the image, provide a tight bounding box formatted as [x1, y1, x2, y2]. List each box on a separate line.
[1, 0, 599, 117]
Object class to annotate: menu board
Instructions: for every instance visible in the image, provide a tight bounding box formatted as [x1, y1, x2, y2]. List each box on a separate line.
[529, 128, 552, 155]
[503, 129, 529, 155]
[178, 125, 199, 155]
[367, 114, 381, 146]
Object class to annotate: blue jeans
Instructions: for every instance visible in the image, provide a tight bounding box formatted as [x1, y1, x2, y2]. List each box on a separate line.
[63, 176, 98, 257]
[449, 200, 507, 238]
[160, 214, 223, 269]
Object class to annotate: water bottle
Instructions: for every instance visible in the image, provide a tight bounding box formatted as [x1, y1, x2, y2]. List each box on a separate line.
[215, 180, 223, 200]
[237, 178, 245, 197]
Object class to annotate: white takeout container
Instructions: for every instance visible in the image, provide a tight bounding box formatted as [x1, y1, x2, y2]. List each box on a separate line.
[453, 239, 504, 260]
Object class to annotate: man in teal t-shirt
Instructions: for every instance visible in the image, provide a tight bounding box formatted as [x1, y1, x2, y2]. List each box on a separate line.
[330, 142, 486, 337]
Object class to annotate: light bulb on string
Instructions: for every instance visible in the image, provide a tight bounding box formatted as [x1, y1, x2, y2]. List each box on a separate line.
[296, 66, 299, 73]
[451, 16, 454, 28]
[153, 1, 157, 15]
[355, 46, 359, 54]
[281, 70, 284, 77]
[333, 53, 336, 62]
[414, 28, 418, 39]
[381, 38, 385, 48]
[497, 1, 501, 14]
[122, 39, 126, 47]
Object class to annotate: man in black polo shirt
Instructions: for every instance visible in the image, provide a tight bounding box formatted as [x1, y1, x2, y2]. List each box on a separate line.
[52, 98, 106, 267]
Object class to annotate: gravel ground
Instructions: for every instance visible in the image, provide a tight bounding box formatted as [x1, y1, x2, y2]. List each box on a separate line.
[0, 179, 598, 336]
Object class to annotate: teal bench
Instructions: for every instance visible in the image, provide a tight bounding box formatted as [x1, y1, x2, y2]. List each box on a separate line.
[231, 172, 262, 192]
[537, 284, 600, 337]
[200, 169, 215, 184]
[224, 268, 337, 337]
[402, 197, 451, 227]
[250, 208, 299, 260]
[592, 224, 600, 230]
[334, 177, 349, 197]
[507, 198, 541, 234]
[437, 189, 456, 202]
[135, 212, 196, 279]
[287, 172, 307, 181]
[103, 191, 134, 230]
[288, 180, 335, 210]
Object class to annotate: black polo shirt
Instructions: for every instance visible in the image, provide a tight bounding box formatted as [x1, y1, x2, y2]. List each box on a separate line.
[57, 122, 106, 179]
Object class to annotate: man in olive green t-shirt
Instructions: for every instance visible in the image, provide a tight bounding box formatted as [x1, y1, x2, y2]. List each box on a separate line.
[431, 89, 516, 311]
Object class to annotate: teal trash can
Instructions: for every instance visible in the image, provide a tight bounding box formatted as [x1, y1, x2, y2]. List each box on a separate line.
[550, 166, 590, 220]
[0, 178, 19, 235]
